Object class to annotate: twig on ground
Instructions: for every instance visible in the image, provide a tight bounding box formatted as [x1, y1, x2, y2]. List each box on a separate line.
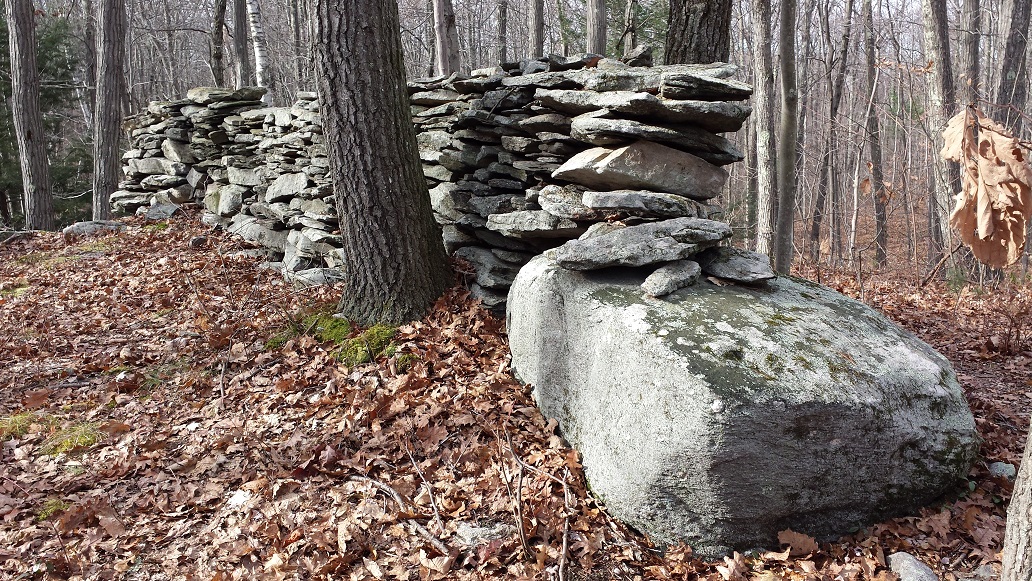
[405, 441, 444, 534]
[184, 275, 214, 319]
[559, 467, 573, 581]
[499, 458, 531, 558]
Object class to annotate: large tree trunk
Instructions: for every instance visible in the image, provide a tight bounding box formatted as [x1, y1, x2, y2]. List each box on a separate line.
[5, 0, 53, 230]
[863, 0, 887, 266]
[774, 0, 798, 274]
[1003, 422, 1032, 581]
[995, 0, 1030, 133]
[664, 0, 732, 64]
[920, 0, 959, 269]
[808, 0, 855, 263]
[232, 0, 253, 87]
[751, 0, 777, 257]
[93, 0, 126, 221]
[315, 0, 450, 326]
[433, 0, 461, 75]
[497, 0, 508, 64]
[212, 0, 227, 86]
[622, 0, 637, 56]
[586, 0, 606, 55]
[245, 0, 274, 102]
[528, 0, 544, 58]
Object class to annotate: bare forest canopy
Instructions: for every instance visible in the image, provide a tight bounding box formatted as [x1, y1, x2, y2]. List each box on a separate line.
[3, 0, 1032, 275]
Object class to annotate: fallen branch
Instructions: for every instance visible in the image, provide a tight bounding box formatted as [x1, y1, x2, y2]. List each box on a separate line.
[406, 442, 444, 534]
[920, 242, 965, 287]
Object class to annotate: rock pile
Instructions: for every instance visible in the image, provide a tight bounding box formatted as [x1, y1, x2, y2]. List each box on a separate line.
[410, 53, 761, 308]
[114, 87, 342, 285]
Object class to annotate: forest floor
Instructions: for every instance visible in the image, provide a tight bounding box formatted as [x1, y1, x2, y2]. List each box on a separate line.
[1, 211, 1030, 581]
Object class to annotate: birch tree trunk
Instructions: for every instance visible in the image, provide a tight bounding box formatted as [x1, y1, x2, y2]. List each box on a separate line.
[664, 0, 732, 64]
[1003, 420, 1032, 581]
[315, 0, 450, 325]
[586, 0, 606, 55]
[863, 0, 887, 266]
[528, 0, 544, 58]
[93, 0, 126, 221]
[246, 0, 274, 102]
[5, 0, 54, 230]
[433, 0, 461, 75]
[233, 0, 253, 87]
[774, 0, 798, 274]
[212, 0, 227, 86]
[751, 0, 778, 257]
[497, 0, 508, 64]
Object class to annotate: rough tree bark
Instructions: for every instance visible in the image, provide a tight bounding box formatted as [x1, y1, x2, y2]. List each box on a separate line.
[212, 0, 226, 86]
[664, 0, 732, 64]
[995, 0, 1030, 133]
[586, 0, 606, 55]
[315, 0, 450, 326]
[1003, 421, 1032, 581]
[920, 0, 959, 268]
[245, 0, 274, 102]
[232, 0, 253, 87]
[433, 0, 460, 75]
[497, 0, 507, 64]
[5, 0, 54, 230]
[774, 0, 798, 274]
[528, 0, 544, 58]
[863, 0, 887, 265]
[808, 0, 855, 263]
[93, 0, 126, 221]
[622, 0, 637, 56]
[751, 0, 777, 257]
[958, 0, 979, 106]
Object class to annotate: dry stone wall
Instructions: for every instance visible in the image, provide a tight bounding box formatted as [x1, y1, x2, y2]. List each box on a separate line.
[113, 53, 755, 304]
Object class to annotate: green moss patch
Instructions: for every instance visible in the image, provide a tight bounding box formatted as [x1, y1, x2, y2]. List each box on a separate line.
[336, 324, 398, 366]
[42, 422, 103, 455]
[0, 412, 37, 439]
[37, 498, 71, 521]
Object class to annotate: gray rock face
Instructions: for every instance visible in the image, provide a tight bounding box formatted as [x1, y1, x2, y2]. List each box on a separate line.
[582, 190, 705, 219]
[550, 218, 731, 270]
[507, 255, 978, 558]
[569, 116, 744, 165]
[552, 141, 728, 200]
[696, 246, 777, 283]
[486, 210, 584, 240]
[535, 89, 751, 133]
[266, 173, 309, 203]
[641, 260, 701, 297]
[162, 139, 198, 164]
[888, 553, 939, 581]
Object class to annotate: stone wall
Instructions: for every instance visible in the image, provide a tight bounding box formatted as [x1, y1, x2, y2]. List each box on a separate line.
[112, 52, 753, 306]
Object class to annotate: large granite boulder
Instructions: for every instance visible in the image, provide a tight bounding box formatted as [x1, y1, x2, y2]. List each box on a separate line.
[507, 255, 978, 558]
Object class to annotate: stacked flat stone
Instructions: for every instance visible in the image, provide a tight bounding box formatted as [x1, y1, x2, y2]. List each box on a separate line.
[410, 53, 765, 309]
[113, 87, 341, 286]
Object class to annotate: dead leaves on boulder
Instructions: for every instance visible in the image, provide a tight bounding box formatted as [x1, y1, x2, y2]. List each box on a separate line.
[941, 107, 1032, 267]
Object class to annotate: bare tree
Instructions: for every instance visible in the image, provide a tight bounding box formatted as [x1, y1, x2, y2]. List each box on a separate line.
[497, 0, 507, 63]
[774, 0, 798, 273]
[994, 0, 1030, 133]
[751, 0, 778, 257]
[862, 0, 886, 266]
[958, 0, 979, 106]
[5, 0, 54, 230]
[433, 0, 461, 75]
[246, 0, 274, 101]
[528, 0, 544, 58]
[93, 0, 127, 221]
[664, 0, 732, 64]
[1003, 420, 1032, 581]
[233, 0, 252, 87]
[212, 0, 227, 85]
[315, 0, 450, 325]
[586, 0, 606, 55]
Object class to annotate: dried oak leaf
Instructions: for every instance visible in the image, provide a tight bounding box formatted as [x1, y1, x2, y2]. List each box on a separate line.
[941, 108, 1032, 267]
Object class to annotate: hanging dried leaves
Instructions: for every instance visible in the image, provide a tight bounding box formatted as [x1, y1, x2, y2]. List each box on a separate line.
[941, 107, 1032, 267]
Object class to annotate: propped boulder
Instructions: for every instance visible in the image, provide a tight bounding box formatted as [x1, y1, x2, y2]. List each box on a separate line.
[507, 255, 978, 558]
